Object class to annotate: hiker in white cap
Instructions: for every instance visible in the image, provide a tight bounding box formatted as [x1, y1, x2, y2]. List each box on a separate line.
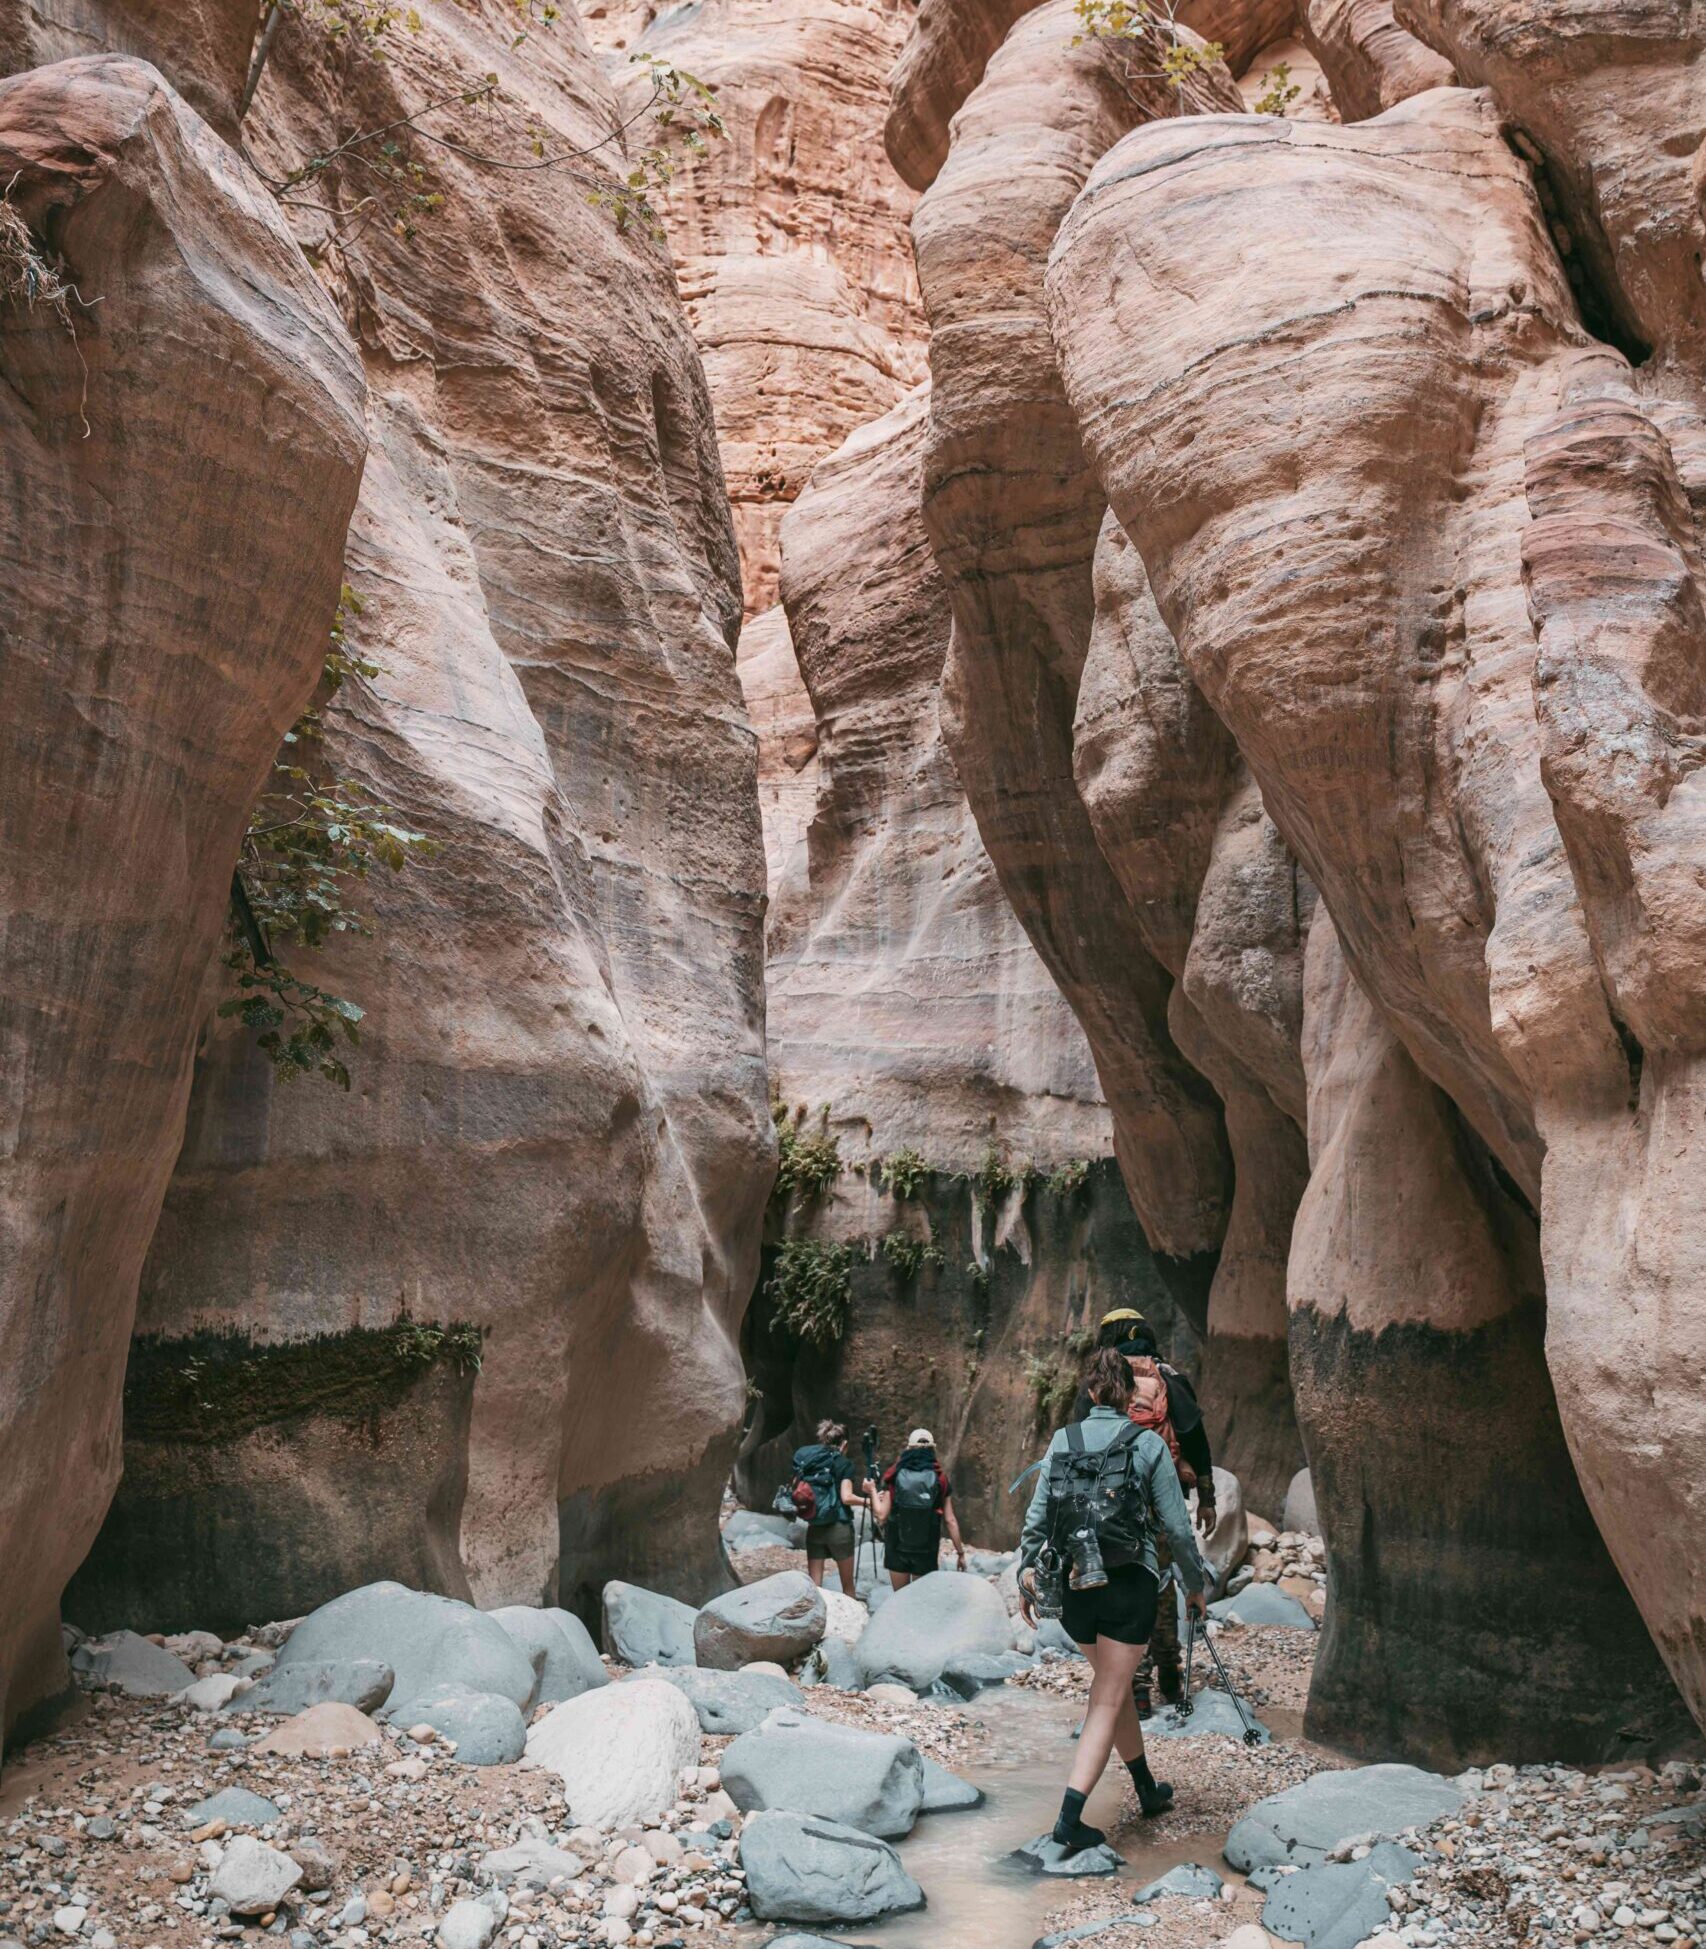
[868, 1427, 965, 1586]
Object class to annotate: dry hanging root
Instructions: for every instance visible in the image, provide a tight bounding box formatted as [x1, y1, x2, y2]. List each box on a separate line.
[0, 183, 94, 436]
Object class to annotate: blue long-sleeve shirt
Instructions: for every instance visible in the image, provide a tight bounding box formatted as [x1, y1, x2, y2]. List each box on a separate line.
[1019, 1405, 1207, 1590]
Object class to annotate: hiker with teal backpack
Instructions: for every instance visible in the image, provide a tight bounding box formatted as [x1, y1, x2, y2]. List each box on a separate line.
[1017, 1345, 1209, 1853]
[775, 1420, 872, 1591]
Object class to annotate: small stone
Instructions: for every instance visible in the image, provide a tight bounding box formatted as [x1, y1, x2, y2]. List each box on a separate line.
[51, 1908, 86, 1937]
[85, 1819, 116, 1842]
[366, 1890, 394, 1919]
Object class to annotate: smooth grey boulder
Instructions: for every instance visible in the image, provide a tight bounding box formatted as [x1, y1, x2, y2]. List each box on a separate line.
[1133, 1863, 1224, 1901]
[70, 1631, 195, 1698]
[384, 1685, 526, 1765]
[602, 1581, 698, 1668]
[274, 1584, 538, 1710]
[764, 1938, 870, 1949]
[724, 1510, 805, 1552]
[1225, 1764, 1463, 1871]
[740, 1811, 924, 1924]
[437, 1896, 505, 1949]
[722, 1707, 924, 1838]
[800, 1638, 863, 1691]
[694, 1572, 826, 1671]
[1260, 1842, 1421, 1949]
[939, 1650, 1032, 1699]
[208, 1835, 302, 1915]
[479, 1837, 586, 1889]
[919, 1756, 982, 1812]
[1284, 1468, 1319, 1536]
[651, 1664, 803, 1735]
[236, 1658, 394, 1718]
[854, 1571, 1013, 1690]
[1011, 1835, 1124, 1876]
[1036, 1619, 1085, 1658]
[488, 1608, 607, 1703]
[1209, 1585, 1314, 1629]
[1143, 1690, 1270, 1743]
[183, 1787, 282, 1830]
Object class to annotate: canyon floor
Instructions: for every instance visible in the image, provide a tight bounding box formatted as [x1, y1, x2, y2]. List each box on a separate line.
[2, 1521, 1701, 1949]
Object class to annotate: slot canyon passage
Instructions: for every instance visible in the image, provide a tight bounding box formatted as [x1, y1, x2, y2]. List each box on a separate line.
[3, 0, 1706, 1946]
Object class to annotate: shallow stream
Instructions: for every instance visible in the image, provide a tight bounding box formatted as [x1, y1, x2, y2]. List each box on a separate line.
[863, 1685, 1242, 1949]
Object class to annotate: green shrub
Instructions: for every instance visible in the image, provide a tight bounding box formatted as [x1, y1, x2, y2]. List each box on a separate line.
[1024, 1349, 1080, 1433]
[767, 1239, 855, 1347]
[773, 1103, 842, 1201]
[880, 1232, 944, 1281]
[880, 1147, 930, 1202]
[974, 1143, 1018, 1203]
[1045, 1159, 1091, 1199]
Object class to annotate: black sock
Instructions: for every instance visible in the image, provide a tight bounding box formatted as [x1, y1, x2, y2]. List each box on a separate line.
[1127, 1756, 1155, 1792]
[1059, 1787, 1089, 1827]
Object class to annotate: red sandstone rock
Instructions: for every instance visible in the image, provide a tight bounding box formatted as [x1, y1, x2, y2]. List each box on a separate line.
[586, 0, 925, 613]
[1049, 83, 1704, 1739]
[1301, 0, 1453, 120]
[0, 53, 365, 1734]
[68, 0, 773, 1637]
[915, 0, 1243, 1263]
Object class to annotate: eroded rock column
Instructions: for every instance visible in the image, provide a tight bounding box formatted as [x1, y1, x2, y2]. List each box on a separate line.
[0, 53, 365, 1733]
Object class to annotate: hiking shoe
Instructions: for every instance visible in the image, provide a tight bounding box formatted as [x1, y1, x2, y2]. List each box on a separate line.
[1156, 1659, 1185, 1706]
[1137, 1778, 1175, 1819]
[1051, 1814, 1108, 1855]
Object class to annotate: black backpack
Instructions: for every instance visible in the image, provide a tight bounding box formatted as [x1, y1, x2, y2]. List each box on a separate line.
[888, 1452, 943, 1555]
[775, 1443, 840, 1524]
[1044, 1421, 1153, 1568]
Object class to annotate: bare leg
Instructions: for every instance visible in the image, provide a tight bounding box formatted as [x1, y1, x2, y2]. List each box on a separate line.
[832, 1555, 855, 1594]
[889, 1570, 913, 1591]
[806, 1556, 827, 1588]
[1069, 1636, 1145, 1795]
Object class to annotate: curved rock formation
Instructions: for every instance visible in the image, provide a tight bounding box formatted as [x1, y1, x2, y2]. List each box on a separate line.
[885, 0, 1300, 192]
[66, 1, 773, 1640]
[0, 53, 366, 1735]
[586, 0, 925, 612]
[1292, 915, 1684, 1765]
[1049, 86, 1703, 1743]
[915, 0, 1243, 1266]
[1300, 0, 1453, 120]
[735, 386, 1202, 1543]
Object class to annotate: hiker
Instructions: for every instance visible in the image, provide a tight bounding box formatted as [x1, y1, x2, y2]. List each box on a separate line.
[1018, 1345, 1208, 1853]
[783, 1421, 871, 1591]
[1077, 1306, 1216, 1713]
[869, 1427, 965, 1586]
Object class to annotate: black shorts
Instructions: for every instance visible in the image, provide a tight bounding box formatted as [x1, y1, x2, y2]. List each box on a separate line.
[1062, 1562, 1159, 1647]
[884, 1544, 937, 1577]
[805, 1520, 854, 1562]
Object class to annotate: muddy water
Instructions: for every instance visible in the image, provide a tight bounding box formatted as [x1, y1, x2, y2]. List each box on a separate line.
[864, 1685, 1236, 1949]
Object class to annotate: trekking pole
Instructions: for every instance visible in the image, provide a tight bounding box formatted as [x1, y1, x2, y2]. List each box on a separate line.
[1195, 1615, 1264, 1747]
[1176, 1581, 1196, 1720]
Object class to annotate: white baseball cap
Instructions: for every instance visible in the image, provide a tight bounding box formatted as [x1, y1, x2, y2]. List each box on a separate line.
[908, 1428, 935, 1448]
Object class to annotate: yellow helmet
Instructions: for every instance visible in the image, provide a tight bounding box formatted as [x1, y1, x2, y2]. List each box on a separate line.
[1098, 1306, 1147, 1331]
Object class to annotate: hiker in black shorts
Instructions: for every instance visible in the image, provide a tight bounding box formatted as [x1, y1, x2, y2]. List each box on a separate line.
[869, 1427, 965, 1587]
[1018, 1347, 1208, 1852]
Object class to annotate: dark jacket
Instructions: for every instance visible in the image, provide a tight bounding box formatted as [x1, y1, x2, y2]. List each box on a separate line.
[1070, 1334, 1215, 1495]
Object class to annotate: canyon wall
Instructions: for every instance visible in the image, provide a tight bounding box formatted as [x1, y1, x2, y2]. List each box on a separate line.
[734, 387, 1204, 1544]
[861, 0, 1704, 1755]
[1046, 60, 1704, 1751]
[0, 45, 367, 1734]
[13, 0, 774, 1677]
[583, 0, 925, 613]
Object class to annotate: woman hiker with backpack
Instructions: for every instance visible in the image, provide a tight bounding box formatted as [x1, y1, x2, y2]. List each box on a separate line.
[1077, 1306, 1218, 1716]
[779, 1421, 874, 1591]
[1018, 1345, 1209, 1854]
[868, 1428, 966, 1586]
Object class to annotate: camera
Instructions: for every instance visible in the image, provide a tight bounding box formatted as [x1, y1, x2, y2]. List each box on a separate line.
[1068, 1519, 1108, 1591]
